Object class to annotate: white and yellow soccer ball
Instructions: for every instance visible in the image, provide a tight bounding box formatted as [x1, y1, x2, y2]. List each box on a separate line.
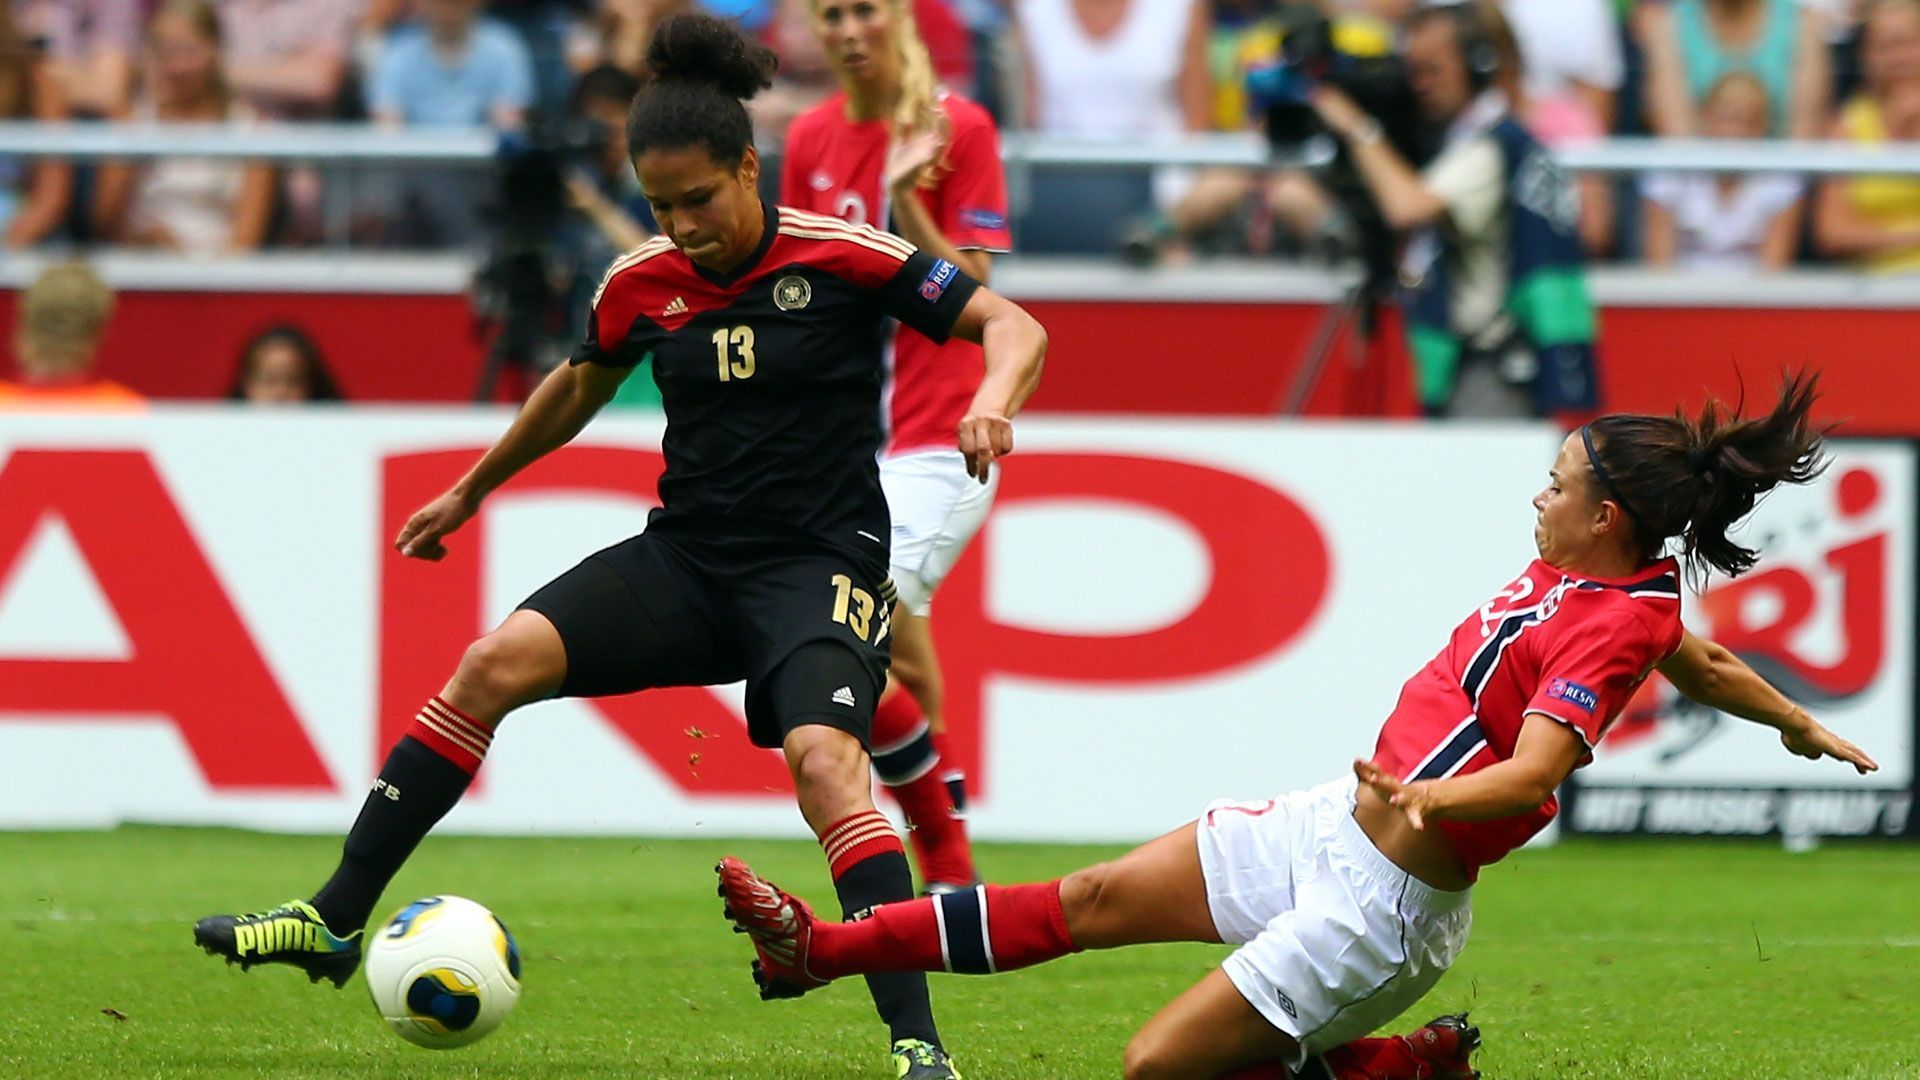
[364, 895, 522, 1049]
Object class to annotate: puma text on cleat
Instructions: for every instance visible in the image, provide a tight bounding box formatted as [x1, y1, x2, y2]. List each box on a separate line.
[193, 900, 362, 988]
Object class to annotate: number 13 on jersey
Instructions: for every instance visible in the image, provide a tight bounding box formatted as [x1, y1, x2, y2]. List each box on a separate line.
[712, 325, 756, 381]
[829, 573, 888, 645]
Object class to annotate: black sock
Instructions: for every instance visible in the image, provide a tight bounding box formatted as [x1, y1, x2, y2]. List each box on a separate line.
[835, 850, 941, 1047]
[309, 736, 473, 936]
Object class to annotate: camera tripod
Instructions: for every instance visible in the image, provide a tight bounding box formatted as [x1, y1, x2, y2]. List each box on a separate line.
[1279, 262, 1397, 417]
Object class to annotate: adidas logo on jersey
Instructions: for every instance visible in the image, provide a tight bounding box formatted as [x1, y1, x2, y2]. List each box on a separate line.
[831, 686, 857, 708]
[663, 296, 688, 317]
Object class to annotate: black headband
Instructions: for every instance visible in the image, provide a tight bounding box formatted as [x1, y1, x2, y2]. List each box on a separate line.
[1580, 424, 1646, 525]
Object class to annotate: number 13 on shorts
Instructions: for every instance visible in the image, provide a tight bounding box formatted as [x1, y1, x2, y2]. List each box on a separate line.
[829, 573, 889, 645]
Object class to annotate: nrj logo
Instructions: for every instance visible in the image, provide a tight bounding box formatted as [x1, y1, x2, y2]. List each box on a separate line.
[1610, 466, 1889, 760]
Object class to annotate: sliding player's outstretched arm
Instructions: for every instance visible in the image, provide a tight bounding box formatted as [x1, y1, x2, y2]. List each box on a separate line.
[1658, 630, 1879, 773]
[396, 361, 631, 560]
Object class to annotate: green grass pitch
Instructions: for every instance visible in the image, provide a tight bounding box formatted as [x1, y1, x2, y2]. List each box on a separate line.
[1, 827, 1915, 1079]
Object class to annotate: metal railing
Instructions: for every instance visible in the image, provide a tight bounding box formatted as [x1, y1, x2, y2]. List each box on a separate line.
[8, 121, 1920, 176]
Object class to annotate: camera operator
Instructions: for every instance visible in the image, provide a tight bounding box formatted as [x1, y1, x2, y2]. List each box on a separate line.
[469, 65, 659, 401]
[562, 64, 653, 260]
[1308, 1, 1597, 420]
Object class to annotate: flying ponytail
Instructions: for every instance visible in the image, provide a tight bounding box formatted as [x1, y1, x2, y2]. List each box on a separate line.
[1583, 372, 1830, 581]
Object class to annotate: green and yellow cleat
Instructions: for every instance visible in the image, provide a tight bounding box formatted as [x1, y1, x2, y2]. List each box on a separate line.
[893, 1038, 962, 1080]
[193, 899, 362, 988]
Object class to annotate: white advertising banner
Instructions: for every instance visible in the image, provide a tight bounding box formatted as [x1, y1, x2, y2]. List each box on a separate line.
[0, 413, 1907, 842]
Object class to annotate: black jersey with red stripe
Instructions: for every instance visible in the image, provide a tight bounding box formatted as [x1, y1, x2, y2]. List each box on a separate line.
[574, 203, 981, 570]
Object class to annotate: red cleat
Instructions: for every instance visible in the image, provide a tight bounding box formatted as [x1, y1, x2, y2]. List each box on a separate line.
[1398, 1012, 1481, 1079]
[714, 856, 830, 1000]
[1319, 1013, 1481, 1080]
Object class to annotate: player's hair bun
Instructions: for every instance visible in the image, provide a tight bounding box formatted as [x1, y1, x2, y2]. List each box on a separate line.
[646, 14, 777, 101]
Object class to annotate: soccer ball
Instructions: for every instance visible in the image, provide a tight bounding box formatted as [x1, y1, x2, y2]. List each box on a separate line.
[364, 895, 522, 1049]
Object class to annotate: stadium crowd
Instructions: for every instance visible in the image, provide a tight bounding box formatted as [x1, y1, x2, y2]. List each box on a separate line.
[0, 0, 1916, 266]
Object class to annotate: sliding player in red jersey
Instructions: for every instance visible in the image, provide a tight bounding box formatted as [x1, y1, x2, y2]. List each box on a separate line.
[720, 375, 1879, 1079]
[781, 0, 1014, 893]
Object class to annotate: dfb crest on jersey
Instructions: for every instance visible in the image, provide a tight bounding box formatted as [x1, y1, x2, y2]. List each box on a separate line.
[773, 274, 812, 311]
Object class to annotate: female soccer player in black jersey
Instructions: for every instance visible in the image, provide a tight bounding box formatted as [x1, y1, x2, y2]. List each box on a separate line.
[193, 15, 1046, 1078]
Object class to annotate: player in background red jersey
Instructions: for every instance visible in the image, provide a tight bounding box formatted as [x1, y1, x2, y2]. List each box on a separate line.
[781, 0, 1014, 894]
[721, 374, 1879, 1079]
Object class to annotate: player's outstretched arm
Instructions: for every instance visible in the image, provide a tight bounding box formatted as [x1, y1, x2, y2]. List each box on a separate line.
[395, 361, 630, 560]
[948, 288, 1047, 483]
[1657, 630, 1879, 774]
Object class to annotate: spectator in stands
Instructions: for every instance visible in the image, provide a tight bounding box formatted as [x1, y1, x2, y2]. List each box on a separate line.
[1637, 0, 1832, 137]
[589, 0, 692, 77]
[752, 0, 843, 148]
[1310, 1, 1598, 419]
[11, 0, 142, 118]
[0, 261, 143, 408]
[227, 324, 345, 403]
[0, 5, 72, 248]
[1499, 0, 1619, 255]
[218, 1, 365, 245]
[1814, 0, 1920, 270]
[488, 1, 600, 126]
[367, 0, 536, 245]
[218, 0, 360, 119]
[368, 0, 535, 129]
[1642, 71, 1803, 271]
[1501, 0, 1621, 135]
[1116, 0, 1286, 264]
[92, 1, 278, 256]
[1014, 0, 1213, 253]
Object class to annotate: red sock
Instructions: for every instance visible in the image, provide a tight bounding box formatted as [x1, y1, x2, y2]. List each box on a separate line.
[404, 695, 493, 775]
[931, 730, 970, 815]
[819, 809, 902, 879]
[810, 880, 1079, 979]
[870, 693, 976, 886]
[892, 772, 975, 885]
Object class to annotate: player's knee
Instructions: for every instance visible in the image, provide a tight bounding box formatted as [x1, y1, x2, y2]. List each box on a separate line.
[453, 624, 559, 712]
[1120, 1030, 1182, 1080]
[786, 727, 869, 805]
[1058, 861, 1119, 946]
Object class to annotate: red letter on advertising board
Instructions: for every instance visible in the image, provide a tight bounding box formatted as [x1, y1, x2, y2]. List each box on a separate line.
[936, 454, 1332, 793]
[379, 448, 791, 796]
[0, 450, 334, 790]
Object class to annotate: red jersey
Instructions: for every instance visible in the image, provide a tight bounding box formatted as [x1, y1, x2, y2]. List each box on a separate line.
[1371, 558, 1686, 878]
[780, 89, 1011, 454]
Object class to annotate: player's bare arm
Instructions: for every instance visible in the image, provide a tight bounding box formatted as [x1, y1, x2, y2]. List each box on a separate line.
[1657, 630, 1879, 774]
[947, 288, 1046, 482]
[1356, 714, 1584, 830]
[395, 362, 631, 560]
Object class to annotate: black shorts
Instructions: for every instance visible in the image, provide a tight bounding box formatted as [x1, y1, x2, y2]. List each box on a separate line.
[517, 522, 895, 749]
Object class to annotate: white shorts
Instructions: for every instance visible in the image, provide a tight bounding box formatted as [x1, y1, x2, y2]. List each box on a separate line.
[1196, 777, 1473, 1069]
[881, 449, 998, 616]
